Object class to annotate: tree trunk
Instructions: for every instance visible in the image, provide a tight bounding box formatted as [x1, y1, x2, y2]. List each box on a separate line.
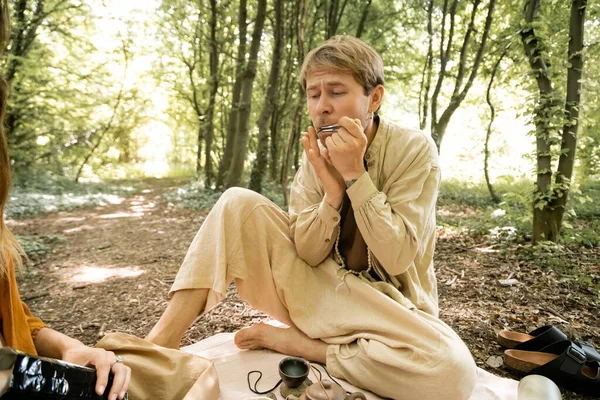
[270, 0, 296, 182]
[521, 0, 567, 242]
[225, 0, 267, 188]
[484, 48, 507, 204]
[528, 0, 586, 242]
[217, 0, 247, 188]
[204, 0, 219, 188]
[355, 0, 372, 38]
[196, 124, 204, 175]
[269, 106, 280, 181]
[249, 0, 283, 193]
[551, 0, 586, 229]
[280, 103, 303, 205]
[280, 0, 306, 205]
[432, 0, 495, 150]
[419, 0, 434, 130]
[325, 0, 348, 38]
[4, 0, 45, 150]
[522, 0, 556, 242]
[294, 112, 302, 171]
[429, 0, 454, 147]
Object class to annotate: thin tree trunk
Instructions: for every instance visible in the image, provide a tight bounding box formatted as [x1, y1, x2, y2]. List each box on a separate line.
[325, 0, 348, 38]
[293, 112, 302, 171]
[484, 48, 507, 204]
[521, 0, 558, 242]
[196, 124, 204, 175]
[269, 106, 280, 181]
[217, 0, 247, 188]
[204, 0, 219, 188]
[280, 103, 303, 204]
[5, 0, 45, 147]
[432, 0, 496, 150]
[430, 0, 453, 146]
[270, 0, 296, 182]
[249, 0, 283, 193]
[419, 0, 434, 130]
[281, 0, 306, 205]
[355, 0, 372, 38]
[226, 0, 267, 188]
[551, 0, 586, 237]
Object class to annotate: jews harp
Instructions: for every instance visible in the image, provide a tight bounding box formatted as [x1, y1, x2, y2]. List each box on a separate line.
[316, 124, 340, 141]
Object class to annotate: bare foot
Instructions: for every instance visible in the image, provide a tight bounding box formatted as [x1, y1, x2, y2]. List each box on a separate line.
[234, 323, 327, 363]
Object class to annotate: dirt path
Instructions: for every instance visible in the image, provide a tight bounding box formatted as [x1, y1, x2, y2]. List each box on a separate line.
[11, 178, 268, 347]
[10, 179, 599, 399]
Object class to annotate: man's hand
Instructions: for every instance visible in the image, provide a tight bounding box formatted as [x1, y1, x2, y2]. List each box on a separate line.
[62, 346, 131, 400]
[325, 117, 367, 181]
[301, 126, 345, 209]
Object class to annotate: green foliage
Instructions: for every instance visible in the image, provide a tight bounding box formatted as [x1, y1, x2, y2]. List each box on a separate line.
[3, 0, 153, 182]
[15, 234, 65, 266]
[163, 178, 286, 211]
[6, 177, 137, 218]
[517, 240, 568, 269]
[438, 178, 600, 246]
[163, 181, 225, 211]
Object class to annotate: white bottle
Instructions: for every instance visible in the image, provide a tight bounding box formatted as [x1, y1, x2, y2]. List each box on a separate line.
[518, 375, 562, 400]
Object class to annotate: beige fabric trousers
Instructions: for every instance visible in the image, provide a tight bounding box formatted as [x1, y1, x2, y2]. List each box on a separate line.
[171, 188, 477, 400]
[96, 333, 220, 400]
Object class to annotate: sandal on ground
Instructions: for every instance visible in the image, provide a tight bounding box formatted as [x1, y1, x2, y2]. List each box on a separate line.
[498, 325, 600, 362]
[504, 340, 600, 397]
[498, 325, 567, 349]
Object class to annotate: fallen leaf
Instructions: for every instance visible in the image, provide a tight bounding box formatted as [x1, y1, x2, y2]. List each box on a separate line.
[486, 356, 504, 368]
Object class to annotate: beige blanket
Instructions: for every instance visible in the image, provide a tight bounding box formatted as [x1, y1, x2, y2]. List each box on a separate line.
[183, 329, 519, 400]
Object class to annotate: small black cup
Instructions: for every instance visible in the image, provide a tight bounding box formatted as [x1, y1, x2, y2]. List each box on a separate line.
[278, 357, 309, 388]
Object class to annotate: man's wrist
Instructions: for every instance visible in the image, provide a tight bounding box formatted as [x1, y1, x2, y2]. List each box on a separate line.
[345, 178, 358, 188]
[342, 169, 366, 188]
[324, 193, 343, 210]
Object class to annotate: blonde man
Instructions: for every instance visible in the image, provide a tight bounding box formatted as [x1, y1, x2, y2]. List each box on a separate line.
[147, 36, 477, 399]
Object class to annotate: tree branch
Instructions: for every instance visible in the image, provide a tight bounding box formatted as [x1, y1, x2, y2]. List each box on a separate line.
[452, 0, 482, 99]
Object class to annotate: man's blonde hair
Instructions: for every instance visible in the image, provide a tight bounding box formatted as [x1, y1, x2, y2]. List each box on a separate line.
[299, 35, 384, 96]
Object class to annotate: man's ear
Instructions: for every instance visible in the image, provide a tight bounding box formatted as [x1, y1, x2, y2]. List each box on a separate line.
[369, 85, 385, 113]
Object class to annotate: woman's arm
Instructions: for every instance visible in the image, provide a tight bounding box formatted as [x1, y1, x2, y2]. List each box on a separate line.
[0, 369, 9, 396]
[35, 328, 131, 400]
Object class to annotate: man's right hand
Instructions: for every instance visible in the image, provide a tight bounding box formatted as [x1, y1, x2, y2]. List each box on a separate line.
[301, 126, 345, 209]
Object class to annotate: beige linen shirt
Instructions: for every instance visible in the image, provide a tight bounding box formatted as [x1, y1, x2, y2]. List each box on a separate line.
[289, 117, 441, 316]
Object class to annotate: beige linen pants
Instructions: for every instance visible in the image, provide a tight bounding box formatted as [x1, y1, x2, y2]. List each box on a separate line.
[96, 333, 220, 400]
[171, 188, 477, 400]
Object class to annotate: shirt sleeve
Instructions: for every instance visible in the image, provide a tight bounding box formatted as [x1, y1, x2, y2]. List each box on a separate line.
[21, 301, 47, 340]
[346, 135, 440, 276]
[289, 152, 342, 266]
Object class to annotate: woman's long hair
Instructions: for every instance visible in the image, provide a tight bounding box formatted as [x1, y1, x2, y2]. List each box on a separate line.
[0, 0, 24, 278]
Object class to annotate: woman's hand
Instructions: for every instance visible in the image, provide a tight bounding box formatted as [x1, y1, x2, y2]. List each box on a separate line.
[0, 369, 10, 396]
[34, 328, 130, 399]
[62, 346, 131, 400]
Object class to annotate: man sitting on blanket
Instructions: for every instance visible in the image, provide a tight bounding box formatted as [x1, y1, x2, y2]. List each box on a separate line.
[147, 35, 477, 400]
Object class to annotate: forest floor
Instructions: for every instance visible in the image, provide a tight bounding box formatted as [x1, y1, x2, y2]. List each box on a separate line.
[9, 178, 599, 399]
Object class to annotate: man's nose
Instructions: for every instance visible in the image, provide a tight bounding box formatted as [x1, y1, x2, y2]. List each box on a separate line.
[316, 95, 332, 115]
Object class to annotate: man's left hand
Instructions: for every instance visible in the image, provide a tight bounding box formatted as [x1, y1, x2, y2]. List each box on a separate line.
[325, 116, 367, 181]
